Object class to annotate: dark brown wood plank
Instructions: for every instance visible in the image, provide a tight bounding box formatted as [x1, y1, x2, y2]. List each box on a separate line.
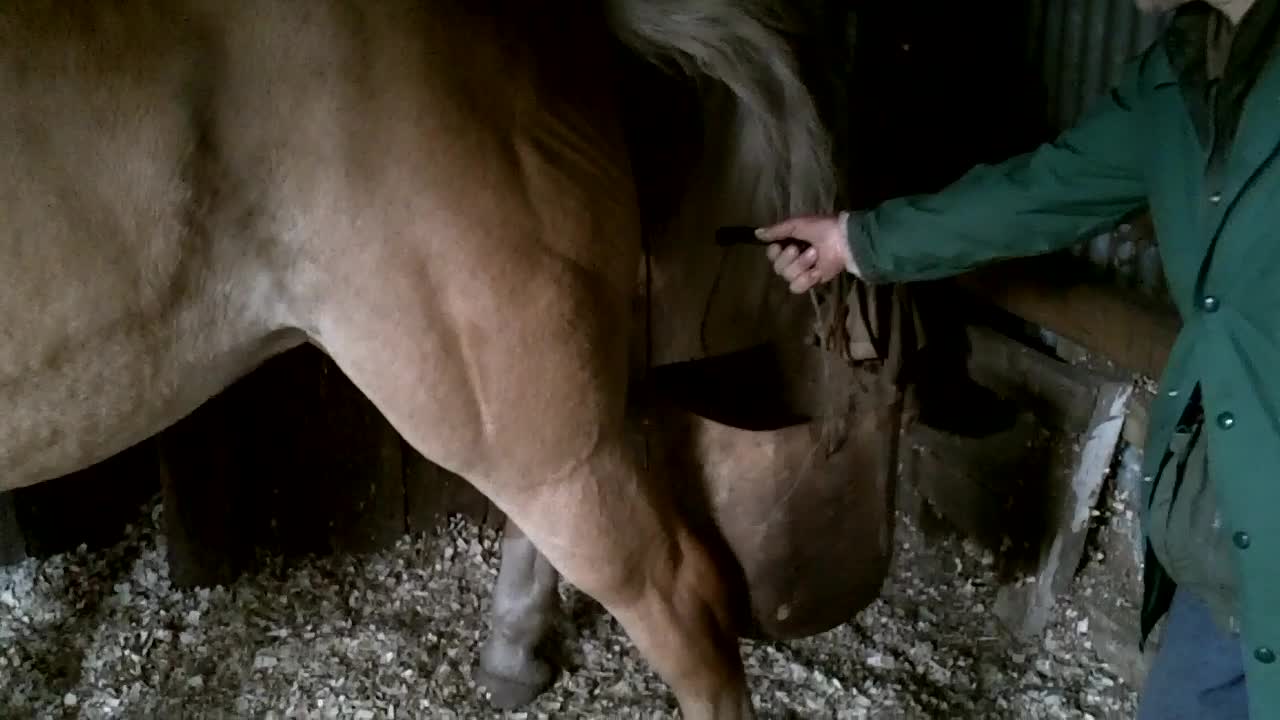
[403, 449, 451, 535]
[480, 497, 507, 531]
[405, 447, 505, 534]
[964, 324, 1116, 435]
[161, 344, 406, 586]
[301, 354, 405, 555]
[0, 491, 25, 566]
[12, 439, 160, 560]
[951, 255, 1181, 378]
[232, 347, 405, 558]
[159, 398, 252, 588]
[445, 469, 495, 528]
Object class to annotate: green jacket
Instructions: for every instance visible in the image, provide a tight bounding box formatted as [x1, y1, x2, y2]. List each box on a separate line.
[845, 2, 1280, 715]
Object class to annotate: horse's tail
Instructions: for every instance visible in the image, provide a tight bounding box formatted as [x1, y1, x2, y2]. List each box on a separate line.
[604, 0, 837, 223]
[604, 0, 838, 364]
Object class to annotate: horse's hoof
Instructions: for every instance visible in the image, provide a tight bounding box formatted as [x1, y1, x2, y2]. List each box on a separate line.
[473, 660, 555, 710]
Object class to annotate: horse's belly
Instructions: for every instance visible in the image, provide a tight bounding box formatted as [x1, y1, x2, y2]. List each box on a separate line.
[0, 2, 300, 490]
[0, 276, 302, 491]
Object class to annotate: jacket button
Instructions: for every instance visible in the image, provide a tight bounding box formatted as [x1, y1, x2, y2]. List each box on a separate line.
[1256, 646, 1276, 664]
[1217, 412, 1236, 429]
[1201, 295, 1220, 312]
[1233, 531, 1251, 549]
[1168, 389, 1179, 397]
[1209, 192, 1223, 204]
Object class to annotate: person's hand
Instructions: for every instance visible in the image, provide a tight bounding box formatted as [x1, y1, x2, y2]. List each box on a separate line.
[756, 213, 855, 294]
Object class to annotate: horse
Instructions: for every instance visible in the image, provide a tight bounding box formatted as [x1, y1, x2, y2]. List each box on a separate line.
[0, 1, 884, 716]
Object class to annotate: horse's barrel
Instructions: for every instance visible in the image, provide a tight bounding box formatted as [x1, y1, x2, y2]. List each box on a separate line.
[643, 341, 902, 640]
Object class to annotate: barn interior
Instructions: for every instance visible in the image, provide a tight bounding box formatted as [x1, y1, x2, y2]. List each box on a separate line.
[1, 1, 1179, 718]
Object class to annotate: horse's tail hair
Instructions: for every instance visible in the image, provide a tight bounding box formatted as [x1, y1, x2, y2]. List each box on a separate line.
[604, 0, 838, 223]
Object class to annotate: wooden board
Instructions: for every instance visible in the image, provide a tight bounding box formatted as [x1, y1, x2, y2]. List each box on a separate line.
[8, 439, 159, 561]
[0, 491, 25, 566]
[160, 345, 407, 588]
[903, 413, 1058, 579]
[951, 255, 1181, 378]
[993, 376, 1131, 638]
[159, 398, 253, 588]
[404, 451, 505, 535]
[903, 323, 1132, 638]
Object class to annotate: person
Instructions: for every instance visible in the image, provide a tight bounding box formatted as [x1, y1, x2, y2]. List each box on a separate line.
[757, 1, 1277, 718]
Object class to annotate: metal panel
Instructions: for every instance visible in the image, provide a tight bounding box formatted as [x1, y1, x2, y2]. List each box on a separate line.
[1026, 0, 1169, 132]
[1024, 0, 1172, 301]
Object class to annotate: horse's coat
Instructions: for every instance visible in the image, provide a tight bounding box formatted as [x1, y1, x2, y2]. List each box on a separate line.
[1, 2, 840, 717]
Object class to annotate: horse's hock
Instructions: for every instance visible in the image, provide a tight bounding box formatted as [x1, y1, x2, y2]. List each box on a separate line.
[640, 339, 902, 641]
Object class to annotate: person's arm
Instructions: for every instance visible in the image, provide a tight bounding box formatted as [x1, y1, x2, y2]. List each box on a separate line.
[762, 45, 1158, 291]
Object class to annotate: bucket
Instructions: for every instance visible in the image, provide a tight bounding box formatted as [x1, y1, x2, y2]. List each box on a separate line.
[637, 338, 904, 640]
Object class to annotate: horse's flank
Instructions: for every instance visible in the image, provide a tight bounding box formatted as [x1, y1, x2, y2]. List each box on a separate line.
[0, 2, 610, 486]
[0, 0, 835, 490]
[1, 2, 282, 486]
[1, 2, 838, 716]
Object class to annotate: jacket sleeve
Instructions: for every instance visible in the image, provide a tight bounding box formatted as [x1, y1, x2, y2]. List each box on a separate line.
[846, 47, 1157, 284]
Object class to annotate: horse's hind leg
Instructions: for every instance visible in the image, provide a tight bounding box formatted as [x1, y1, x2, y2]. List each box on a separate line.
[315, 249, 753, 719]
[488, 436, 753, 720]
[475, 517, 561, 708]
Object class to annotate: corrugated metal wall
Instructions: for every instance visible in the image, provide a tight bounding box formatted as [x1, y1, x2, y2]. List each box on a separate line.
[1025, 0, 1168, 132]
[1023, 0, 1171, 299]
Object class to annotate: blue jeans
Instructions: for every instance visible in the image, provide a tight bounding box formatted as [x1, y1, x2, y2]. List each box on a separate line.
[1137, 589, 1249, 719]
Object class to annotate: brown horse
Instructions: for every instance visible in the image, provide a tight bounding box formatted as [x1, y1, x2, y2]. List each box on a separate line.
[0, 1, 855, 717]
